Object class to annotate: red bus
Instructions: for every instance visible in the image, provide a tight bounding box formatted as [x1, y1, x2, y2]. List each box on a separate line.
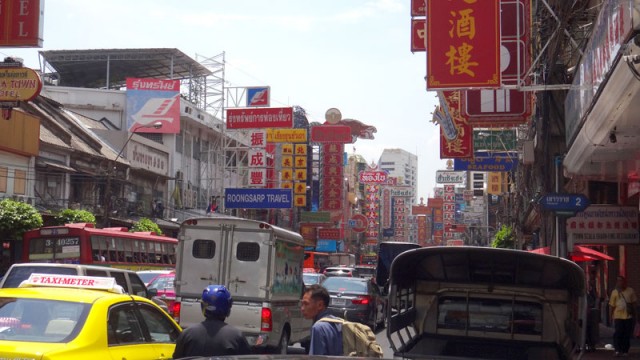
[303, 251, 330, 272]
[22, 223, 178, 270]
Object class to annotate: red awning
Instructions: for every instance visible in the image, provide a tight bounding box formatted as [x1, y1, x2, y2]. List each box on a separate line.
[528, 245, 614, 262]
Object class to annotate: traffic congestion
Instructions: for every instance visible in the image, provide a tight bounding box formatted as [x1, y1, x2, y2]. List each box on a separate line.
[2, 0, 640, 359]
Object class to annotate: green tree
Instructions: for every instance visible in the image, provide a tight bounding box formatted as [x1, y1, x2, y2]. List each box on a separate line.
[0, 199, 43, 241]
[491, 224, 516, 249]
[131, 217, 163, 235]
[54, 208, 96, 225]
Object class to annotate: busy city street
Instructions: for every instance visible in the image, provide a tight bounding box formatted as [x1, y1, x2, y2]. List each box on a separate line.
[3, 0, 640, 359]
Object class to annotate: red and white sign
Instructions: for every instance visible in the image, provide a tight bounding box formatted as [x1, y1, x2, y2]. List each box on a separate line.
[411, 19, 426, 52]
[427, 0, 501, 89]
[567, 206, 639, 245]
[359, 171, 388, 184]
[126, 78, 181, 134]
[318, 227, 341, 240]
[311, 125, 352, 143]
[26, 274, 117, 290]
[0, 0, 44, 47]
[227, 107, 293, 129]
[249, 129, 267, 148]
[350, 214, 368, 233]
[248, 169, 267, 187]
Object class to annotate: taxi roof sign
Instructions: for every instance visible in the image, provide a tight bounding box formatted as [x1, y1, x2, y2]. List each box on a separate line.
[22, 273, 122, 293]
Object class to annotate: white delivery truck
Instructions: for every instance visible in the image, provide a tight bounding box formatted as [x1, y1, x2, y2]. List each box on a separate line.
[174, 216, 310, 354]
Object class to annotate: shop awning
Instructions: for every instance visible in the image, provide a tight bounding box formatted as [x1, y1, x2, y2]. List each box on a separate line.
[36, 160, 77, 173]
[529, 245, 614, 262]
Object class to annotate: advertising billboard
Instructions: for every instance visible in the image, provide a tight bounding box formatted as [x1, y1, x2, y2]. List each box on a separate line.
[227, 107, 293, 129]
[126, 78, 180, 133]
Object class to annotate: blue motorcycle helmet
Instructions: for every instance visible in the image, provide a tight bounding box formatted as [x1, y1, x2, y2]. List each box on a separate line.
[201, 285, 233, 318]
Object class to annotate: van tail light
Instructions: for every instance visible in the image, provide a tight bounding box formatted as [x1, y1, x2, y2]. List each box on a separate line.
[261, 307, 273, 332]
[172, 301, 181, 323]
[352, 296, 371, 305]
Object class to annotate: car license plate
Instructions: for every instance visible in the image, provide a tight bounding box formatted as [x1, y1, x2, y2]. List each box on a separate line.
[332, 298, 346, 306]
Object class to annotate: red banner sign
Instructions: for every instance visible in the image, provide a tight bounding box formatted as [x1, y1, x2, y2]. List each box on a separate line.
[411, 0, 426, 17]
[427, 0, 501, 89]
[318, 228, 341, 240]
[411, 19, 426, 52]
[440, 91, 473, 158]
[311, 125, 352, 143]
[226, 107, 293, 129]
[359, 171, 388, 184]
[0, 0, 44, 47]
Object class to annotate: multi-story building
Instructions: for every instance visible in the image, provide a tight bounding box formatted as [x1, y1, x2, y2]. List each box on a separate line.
[378, 148, 418, 204]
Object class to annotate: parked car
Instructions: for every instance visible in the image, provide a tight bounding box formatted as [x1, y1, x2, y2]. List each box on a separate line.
[147, 272, 176, 316]
[137, 270, 173, 286]
[322, 276, 386, 330]
[323, 266, 359, 277]
[303, 273, 326, 287]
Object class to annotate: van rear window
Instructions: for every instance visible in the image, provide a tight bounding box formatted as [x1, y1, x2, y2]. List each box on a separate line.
[192, 240, 215, 259]
[236, 242, 260, 261]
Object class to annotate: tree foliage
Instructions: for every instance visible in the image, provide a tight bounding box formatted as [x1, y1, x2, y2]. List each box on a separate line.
[54, 208, 96, 225]
[0, 199, 43, 240]
[491, 224, 516, 249]
[131, 217, 163, 235]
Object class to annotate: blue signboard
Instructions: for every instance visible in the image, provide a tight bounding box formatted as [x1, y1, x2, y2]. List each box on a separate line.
[454, 151, 518, 172]
[225, 188, 293, 209]
[316, 240, 337, 252]
[539, 193, 590, 212]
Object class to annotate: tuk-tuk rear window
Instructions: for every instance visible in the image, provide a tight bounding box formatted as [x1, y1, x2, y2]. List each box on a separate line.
[438, 297, 542, 335]
[0, 297, 89, 343]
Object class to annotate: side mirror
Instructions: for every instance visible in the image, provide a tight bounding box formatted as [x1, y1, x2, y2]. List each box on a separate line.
[147, 288, 158, 298]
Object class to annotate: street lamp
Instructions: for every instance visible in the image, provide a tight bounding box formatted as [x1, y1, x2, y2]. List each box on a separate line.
[102, 121, 163, 227]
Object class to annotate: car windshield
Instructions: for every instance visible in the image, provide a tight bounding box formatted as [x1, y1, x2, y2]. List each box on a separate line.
[0, 297, 89, 342]
[148, 275, 174, 291]
[2, 266, 77, 288]
[323, 277, 367, 293]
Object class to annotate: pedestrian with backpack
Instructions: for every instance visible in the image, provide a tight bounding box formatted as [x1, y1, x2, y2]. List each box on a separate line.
[300, 284, 343, 355]
[301, 284, 384, 358]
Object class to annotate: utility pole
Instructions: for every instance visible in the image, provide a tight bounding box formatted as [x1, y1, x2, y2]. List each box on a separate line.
[102, 122, 162, 228]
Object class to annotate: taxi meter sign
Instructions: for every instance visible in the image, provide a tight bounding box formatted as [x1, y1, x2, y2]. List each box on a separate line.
[25, 273, 117, 290]
[0, 67, 43, 101]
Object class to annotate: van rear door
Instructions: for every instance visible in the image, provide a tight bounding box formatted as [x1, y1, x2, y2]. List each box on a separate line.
[175, 223, 226, 297]
[226, 226, 271, 298]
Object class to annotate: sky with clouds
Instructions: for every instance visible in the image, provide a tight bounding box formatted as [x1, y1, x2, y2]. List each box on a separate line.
[2, 0, 446, 200]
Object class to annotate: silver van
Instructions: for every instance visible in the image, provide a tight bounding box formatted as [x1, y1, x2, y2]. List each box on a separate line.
[0, 263, 151, 298]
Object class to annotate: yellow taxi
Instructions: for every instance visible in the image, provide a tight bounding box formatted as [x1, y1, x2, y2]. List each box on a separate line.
[0, 273, 181, 359]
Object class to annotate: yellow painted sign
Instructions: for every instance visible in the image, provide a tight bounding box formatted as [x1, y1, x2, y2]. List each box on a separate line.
[295, 144, 307, 155]
[282, 181, 293, 189]
[282, 144, 293, 155]
[295, 156, 307, 168]
[295, 169, 307, 181]
[267, 129, 307, 143]
[295, 194, 307, 207]
[294, 182, 307, 194]
[282, 168, 294, 182]
[282, 155, 293, 168]
[0, 67, 42, 101]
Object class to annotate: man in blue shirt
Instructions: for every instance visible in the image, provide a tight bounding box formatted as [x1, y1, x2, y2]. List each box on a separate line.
[300, 284, 343, 355]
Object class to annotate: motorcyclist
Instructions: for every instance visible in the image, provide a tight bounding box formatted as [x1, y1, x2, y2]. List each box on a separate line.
[173, 285, 251, 358]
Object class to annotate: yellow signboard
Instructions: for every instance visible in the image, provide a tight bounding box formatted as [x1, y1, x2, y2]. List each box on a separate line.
[487, 172, 503, 195]
[282, 181, 293, 189]
[294, 144, 308, 155]
[267, 129, 308, 143]
[295, 169, 307, 181]
[0, 67, 43, 101]
[282, 155, 293, 168]
[294, 194, 307, 207]
[295, 156, 307, 168]
[294, 182, 307, 194]
[282, 168, 294, 182]
[282, 144, 293, 155]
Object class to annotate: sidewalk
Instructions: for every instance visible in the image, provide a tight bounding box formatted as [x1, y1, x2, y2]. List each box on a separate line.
[582, 324, 640, 359]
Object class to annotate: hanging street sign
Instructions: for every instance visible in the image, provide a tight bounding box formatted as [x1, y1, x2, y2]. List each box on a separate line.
[539, 193, 590, 213]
